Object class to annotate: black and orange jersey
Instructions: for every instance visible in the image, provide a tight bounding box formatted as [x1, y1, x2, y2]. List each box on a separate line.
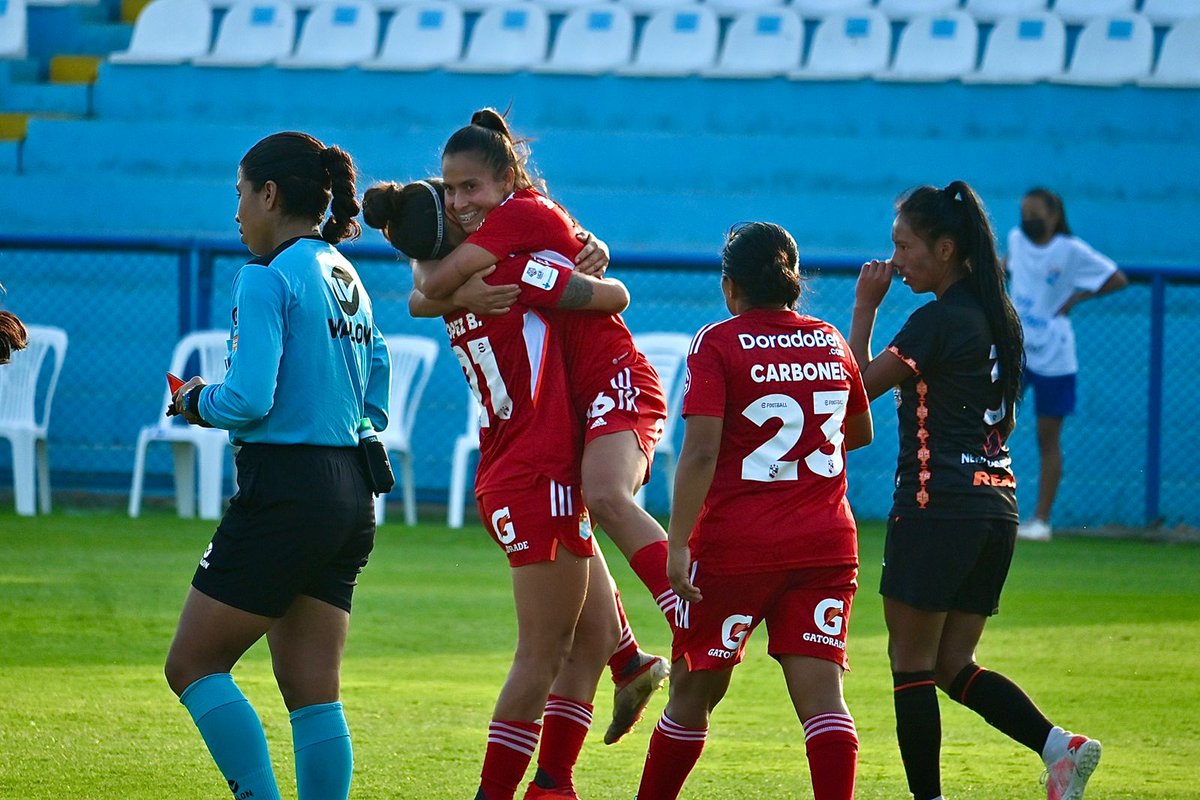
[886, 280, 1018, 521]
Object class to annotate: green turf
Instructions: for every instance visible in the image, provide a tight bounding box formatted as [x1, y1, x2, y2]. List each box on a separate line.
[1, 509, 1198, 799]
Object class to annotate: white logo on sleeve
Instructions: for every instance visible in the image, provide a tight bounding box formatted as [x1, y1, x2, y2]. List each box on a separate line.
[814, 598, 845, 636]
[521, 251, 571, 291]
[199, 542, 213, 570]
[491, 507, 517, 544]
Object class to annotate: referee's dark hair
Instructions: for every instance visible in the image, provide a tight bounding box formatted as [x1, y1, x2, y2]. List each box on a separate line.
[443, 108, 546, 194]
[898, 181, 1024, 436]
[1023, 187, 1072, 236]
[240, 131, 361, 245]
[721, 222, 803, 310]
[362, 179, 456, 261]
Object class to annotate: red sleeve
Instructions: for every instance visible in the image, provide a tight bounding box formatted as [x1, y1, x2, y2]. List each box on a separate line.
[682, 325, 727, 419]
[466, 194, 552, 259]
[489, 253, 572, 309]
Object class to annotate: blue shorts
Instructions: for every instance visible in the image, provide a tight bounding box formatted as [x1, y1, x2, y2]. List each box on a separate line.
[1021, 369, 1076, 418]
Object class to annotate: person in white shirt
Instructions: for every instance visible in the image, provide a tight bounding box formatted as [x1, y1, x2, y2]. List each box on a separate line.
[1006, 188, 1127, 541]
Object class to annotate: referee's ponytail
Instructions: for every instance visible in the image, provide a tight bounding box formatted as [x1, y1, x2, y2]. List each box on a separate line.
[239, 132, 361, 245]
[898, 181, 1024, 436]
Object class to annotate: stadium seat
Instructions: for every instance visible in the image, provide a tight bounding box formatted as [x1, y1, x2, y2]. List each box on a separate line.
[1051, 0, 1135, 26]
[1140, 16, 1200, 88]
[446, 390, 481, 529]
[0, 325, 66, 516]
[0, 0, 28, 60]
[618, 0, 698, 15]
[877, 10, 978, 81]
[276, 0, 379, 68]
[374, 335, 438, 526]
[109, 0, 213, 64]
[361, 0, 464, 71]
[1053, 13, 1152, 85]
[790, 9, 889, 79]
[875, 0, 958, 20]
[536, 4, 634, 74]
[706, 8, 803, 77]
[539, 0, 610, 13]
[127, 330, 230, 521]
[963, 0, 1045, 24]
[194, 0, 297, 67]
[790, 0, 870, 15]
[1140, 0, 1200, 26]
[619, 6, 719, 76]
[631, 332, 690, 511]
[451, 2, 549, 72]
[703, 0, 783, 17]
[962, 11, 1064, 83]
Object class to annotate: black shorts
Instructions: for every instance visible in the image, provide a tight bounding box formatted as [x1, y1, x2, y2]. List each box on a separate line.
[879, 515, 1016, 616]
[191, 443, 375, 617]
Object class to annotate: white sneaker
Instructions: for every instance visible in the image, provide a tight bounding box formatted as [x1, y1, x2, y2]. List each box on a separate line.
[1042, 729, 1101, 800]
[1018, 518, 1052, 542]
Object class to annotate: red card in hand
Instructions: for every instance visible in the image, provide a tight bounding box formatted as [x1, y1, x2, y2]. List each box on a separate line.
[167, 372, 185, 394]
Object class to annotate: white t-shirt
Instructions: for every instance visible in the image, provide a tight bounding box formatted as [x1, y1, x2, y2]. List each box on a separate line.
[1006, 228, 1117, 376]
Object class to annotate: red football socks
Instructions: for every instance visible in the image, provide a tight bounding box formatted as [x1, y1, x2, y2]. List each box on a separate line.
[802, 712, 858, 800]
[635, 713, 707, 800]
[479, 719, 541, 800]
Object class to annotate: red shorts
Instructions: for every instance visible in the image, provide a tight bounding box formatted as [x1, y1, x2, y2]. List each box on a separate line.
[477, 476, 595, 567]
[582, 353, 667, 483]
[672, 561, 858, 671]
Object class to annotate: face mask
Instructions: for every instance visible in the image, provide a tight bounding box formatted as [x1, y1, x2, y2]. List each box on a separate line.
[1021, 217, 1048, 242]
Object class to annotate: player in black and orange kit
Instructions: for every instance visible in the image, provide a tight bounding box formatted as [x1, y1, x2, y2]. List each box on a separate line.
[849, 182, 1101, 800]
[635, 223, 873, 800]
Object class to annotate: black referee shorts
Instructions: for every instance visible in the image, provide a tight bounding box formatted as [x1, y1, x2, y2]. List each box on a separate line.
[879, 515, 1017, 617]
[191, 443, 376, 618]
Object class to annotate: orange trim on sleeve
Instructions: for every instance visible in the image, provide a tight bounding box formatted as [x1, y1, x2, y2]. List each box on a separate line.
[885, 345, 920, 374]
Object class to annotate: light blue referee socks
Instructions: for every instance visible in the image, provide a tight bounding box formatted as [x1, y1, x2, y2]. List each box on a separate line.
[180, 673, 282, 800]
[290, 701, 353, 800]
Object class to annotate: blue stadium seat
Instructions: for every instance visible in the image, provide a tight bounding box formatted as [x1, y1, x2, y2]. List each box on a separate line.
[703, 0, 784, 16]
[1052, 0, 1135, 26]
[1140, 0, 1200, 26]
[790, 9, 889, 79]
[706, 8, 803, 78]
[963, 0, 1046, 24]
[619, 6, 719, 76]
[1140, 15, 1200, 89]
[276, 0, 379, 68]
[450, 2, 549, 72]
[109, 0, 213, 64]
[536, 4, 634, 74]
[790, 0, 870, 16]
[876, 0, 957, 20]
[361, 0, 464, 71]
[194, 0, 297, 67]
[962, 11, 1064, 83]
[877, 10, 978, 81]
[1053, 13, 1152, 85]
[0, 0, 28, 60]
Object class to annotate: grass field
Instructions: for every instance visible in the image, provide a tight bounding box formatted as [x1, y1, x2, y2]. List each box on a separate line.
[1, 510, 1198, 799]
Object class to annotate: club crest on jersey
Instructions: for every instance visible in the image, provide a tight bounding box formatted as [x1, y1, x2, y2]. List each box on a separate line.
[328, 265, 361, 316]
[768, 463, 780, 479]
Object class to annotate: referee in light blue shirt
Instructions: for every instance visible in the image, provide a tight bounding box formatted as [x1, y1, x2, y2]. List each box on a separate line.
[163, 132, 389, 800]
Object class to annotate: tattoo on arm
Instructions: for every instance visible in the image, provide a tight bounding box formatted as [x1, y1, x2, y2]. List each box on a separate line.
[558, 274, 595, 309]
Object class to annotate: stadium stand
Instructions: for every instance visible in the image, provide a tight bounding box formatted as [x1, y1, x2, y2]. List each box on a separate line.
[877, 11, 978, 81]
[276, 0, 379, 68]
[1054, 13, 1153, 85]
[1140, 0, 1200, 25]
[875, 0, 958, 20]
[791, 0, 871, 14]
[619, 6, 718, 75]
[618, 0, 696, 14]
[374, 334, 439, 526]
[963, 0, 1045, 23]
[790, 9, 889, 78]
[536, 4, 634, 74]
[703, 0, 784, 15]
[451, 2, 550, 72]
[0, 324, 66, 515]
[1052, 0, 1135, 25]
[193, 0, 296, 67]
[962, 11, 1065, 83]
[706, 8, 803, 78]
[0, 0, 28, 60]
[108, 0, 210, 63]
[361, 1, 464, 71]
[1140, 15, 1200, 88]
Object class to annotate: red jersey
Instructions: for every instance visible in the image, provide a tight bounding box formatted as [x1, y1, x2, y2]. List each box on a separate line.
[468, 188, 641, 415]
[682, 309, 869, 575]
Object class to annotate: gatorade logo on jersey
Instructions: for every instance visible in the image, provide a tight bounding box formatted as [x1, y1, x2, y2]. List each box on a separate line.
[329, 264, 360, 316]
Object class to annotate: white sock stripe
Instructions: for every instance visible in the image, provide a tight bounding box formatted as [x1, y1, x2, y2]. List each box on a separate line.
[656, 714, 708, 742]
[803, 712, 852, 726]
[487, 734, 537, 757]
[545, 700, 593, 718]
[489, 722, 541, 745]
[544, 707, 594, 728]
[616, 630, 635, 649]
[803, 718, 858, 742]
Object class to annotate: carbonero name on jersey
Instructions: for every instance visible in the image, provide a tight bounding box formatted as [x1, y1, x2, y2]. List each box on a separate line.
[738, 330, 845, 352]
[751, 361, 851, 384]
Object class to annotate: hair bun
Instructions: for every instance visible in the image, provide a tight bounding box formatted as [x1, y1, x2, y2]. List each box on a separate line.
[470, 108, 511, 139]
[362, 183, 405, 231]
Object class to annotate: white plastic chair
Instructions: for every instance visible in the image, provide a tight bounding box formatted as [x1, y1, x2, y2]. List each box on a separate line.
[706, 8, 803, 77]
[617, 0, 698, 15]
[790, 0, 870, 16]
[110, 0, 213, 64]
[963, 11, 1064, 83]
[1140, 15, 1200, 88]
[373, 335, 438, 526]
[194, 0, 297, 66]
[877, 10, 978, 81]
[128, 331, 231, 521]
[450, 2, 549, 72]
[1051, 0, 1134, 26]
[876, 0, 957, 19]
[536, 4, 634, 74]
[704, 0, 783, 16]
[446, 390, 482, 529]
[1053, 13, 1152, 85]
[631, 332, 690, 511]
[790, 9, 889, 79]
[619, 6, 719, 76]
[0, 0, 28, 60]
[0, 325, 66, 516]
[277, 0, 379, 68]
[963, 0, 1045, 23]
[361, 0, 464, 70]
[1140, 0, 1200, 26]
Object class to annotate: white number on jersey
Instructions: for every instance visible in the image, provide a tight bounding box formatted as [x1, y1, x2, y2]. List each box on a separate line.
[741, 390, 850, 482]
[453, 337, 513, 428]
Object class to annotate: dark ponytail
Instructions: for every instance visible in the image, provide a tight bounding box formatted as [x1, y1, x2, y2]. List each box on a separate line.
[0, 309, 28, 365]
[239, 131, 361, 245]
[443, 107, 545, 193]
[363, 179, 455, 261]
[721, 222, 803, 310]
[898, 181, 1024, 436]
[1024, 186, 1071, 236]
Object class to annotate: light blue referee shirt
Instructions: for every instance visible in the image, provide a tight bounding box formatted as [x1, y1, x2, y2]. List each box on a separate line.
[198, 236, 391, 446]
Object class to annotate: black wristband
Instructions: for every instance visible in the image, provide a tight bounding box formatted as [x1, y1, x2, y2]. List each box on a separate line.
[185, 386, 212, 427]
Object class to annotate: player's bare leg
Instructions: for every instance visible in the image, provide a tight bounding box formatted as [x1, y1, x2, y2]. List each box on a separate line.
[781, 656, 857, 800]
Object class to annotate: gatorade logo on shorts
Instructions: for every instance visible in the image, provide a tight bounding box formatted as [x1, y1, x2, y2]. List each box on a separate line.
[720, 614, 753, 651]
[814, 598, 845, 636]
[491, 507, 516, 545]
